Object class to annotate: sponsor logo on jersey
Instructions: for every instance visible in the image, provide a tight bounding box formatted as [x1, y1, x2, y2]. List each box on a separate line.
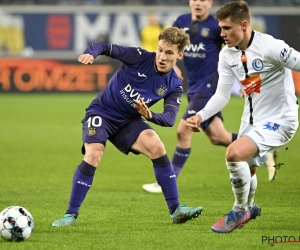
[230, 64, 238, 68]
[120, 84, 152, 107]
[252, 59, 264, 71]
[240, 74, 261, 95]
[263, 122, 280, 131]
[138, 72, 147, 77]
[169, 174, 176, 178]
[156, 85, 167, 96]
[280, 47, 292, 62]
[87, 127, 96, 136]
[137, 48, 142, 55]
[201, 28, 209, 37]
[184, 43, 206, 58]
[280, 48, 288, 58]
[185, 42, 206, 52]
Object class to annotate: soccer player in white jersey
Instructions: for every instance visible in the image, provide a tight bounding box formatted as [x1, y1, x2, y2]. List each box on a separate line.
[186, 0, 300, 233]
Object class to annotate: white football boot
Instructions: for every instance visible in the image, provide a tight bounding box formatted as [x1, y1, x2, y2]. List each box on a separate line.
[266, 150, 281, 181]
[142, 182, 162, 193]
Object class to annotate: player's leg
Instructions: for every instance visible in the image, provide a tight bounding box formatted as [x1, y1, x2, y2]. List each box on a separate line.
[142, 93, 202, 193]
[211, 135, 257, 233]
[247, 166, 261, 221]
[171, 93, 204, 177]
[131, 127, 203, 223]
[52, 114, 108, 227]
[204, 115, 238, 146]
[52, 142, 105, 227]
[212, 120, 297, 233]
[171, 119, 194, 176]
[142, 118, 193, 193]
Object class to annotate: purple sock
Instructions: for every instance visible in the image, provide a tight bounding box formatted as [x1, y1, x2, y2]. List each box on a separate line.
[152, 155, 180, 214]
[171, 147, 191, 177]
[66, 161, 96, 216]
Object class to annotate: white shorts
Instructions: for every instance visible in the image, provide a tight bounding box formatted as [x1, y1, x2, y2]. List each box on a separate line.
[238, 119, 298, 167]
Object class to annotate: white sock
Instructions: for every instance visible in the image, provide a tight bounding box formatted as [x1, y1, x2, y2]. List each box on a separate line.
[226, 161, 251, 212]
[248, 174, 257, 208]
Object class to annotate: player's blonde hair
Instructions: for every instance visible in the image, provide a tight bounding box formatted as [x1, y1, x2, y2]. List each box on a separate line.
[158, 27, 190, 52]
[215, 0, 250, 24]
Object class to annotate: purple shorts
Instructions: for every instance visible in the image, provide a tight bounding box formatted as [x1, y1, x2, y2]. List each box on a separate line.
[81, 113, 153, 155]
[182, 93, 223, 131]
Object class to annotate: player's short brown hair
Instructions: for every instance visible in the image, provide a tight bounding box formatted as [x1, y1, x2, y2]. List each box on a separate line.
[215, 0, 250, 24]
[158, 27, 190, 52]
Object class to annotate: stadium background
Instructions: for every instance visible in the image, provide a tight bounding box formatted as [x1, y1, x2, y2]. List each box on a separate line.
[0, 0, 300, 94]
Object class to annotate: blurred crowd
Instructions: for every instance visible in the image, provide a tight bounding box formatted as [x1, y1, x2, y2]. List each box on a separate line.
[0, 0, 300, 6]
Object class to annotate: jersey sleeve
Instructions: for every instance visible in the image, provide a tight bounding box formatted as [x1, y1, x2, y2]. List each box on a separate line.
[218, 50, 236, 85]
[197, 83, 232, 122]
[264, 36, 299, 70]
[148, 85, 183, 127]
[84, 42, 143, 65]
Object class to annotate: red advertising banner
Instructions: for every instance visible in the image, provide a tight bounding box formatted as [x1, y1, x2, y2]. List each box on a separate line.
[0, 59, 114, 92]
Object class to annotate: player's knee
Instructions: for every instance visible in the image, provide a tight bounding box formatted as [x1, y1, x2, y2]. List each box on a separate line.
[225, 145, 240, 162]
[209, 135, 221, 145]
[149, 140, 166, 159]
[176, 127, 191, 142]
[84, 149, 103, 167]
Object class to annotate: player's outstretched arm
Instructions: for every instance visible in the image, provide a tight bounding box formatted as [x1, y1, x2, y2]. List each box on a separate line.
[186, 114, 202, 132]
[78, 53, 95, 65]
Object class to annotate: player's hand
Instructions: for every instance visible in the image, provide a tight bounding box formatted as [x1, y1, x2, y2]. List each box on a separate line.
[186, 114, 202, 132]
[78, 54, 95, 64]
[133, 98, 152, 119]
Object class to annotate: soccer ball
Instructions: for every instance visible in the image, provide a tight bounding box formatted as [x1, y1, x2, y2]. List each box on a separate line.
[0, 206, 34, 241]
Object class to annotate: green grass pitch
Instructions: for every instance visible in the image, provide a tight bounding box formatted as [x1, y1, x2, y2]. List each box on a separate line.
[0, 93, 299, 250]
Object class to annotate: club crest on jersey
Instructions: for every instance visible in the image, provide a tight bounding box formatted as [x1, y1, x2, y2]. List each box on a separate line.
[201, 28, 209, 37]
[156, 85, 167, 96]
[87, 127, 96, 136]
[252, 59, 264, 71]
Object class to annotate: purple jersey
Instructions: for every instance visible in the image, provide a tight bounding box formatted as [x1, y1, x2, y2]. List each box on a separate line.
[84, 43, 183, 127]
[173, 14, 223, 95]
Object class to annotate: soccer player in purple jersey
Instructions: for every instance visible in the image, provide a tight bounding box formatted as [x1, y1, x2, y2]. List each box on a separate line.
[52, 27, 203, 227]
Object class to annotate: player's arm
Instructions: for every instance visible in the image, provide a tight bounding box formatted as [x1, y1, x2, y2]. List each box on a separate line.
[187, 79, 233, 132]
[286, 49, 300, 72]
[78, 42, 143, 65]
[134, 85, 182, 127]
[265, 37, 300, 72]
